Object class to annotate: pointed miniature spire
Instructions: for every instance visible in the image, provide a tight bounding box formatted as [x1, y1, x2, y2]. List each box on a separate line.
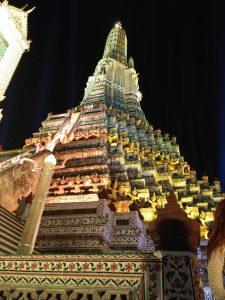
[128, 56, 134, 68]
[103, 21, 127, 65]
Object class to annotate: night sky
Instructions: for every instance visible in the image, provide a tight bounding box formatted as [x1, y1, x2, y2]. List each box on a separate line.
[1, 0, 225, 188]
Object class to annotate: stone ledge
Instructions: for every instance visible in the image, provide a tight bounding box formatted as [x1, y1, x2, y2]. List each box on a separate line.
[0, 252, 203, 299]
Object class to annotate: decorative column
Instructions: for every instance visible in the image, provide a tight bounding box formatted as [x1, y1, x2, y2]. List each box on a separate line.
[17, 154, 56, 255]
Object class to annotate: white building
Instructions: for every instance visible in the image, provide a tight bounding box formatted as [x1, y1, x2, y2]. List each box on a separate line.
[0, 0, 31, 119]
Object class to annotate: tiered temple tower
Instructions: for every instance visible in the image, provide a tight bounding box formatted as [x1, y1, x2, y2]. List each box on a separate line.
[20, 22, 222, 251]
[0, 21, 221, 298]
[0, 1, 31, 119]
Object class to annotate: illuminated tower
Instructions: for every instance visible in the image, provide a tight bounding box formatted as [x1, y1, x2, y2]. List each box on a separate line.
[0, 21, 208, 299]
[0, 1, 31, 119]
[0, 20, 216, 255]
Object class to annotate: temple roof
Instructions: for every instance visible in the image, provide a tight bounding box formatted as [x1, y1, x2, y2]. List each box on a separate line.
[103, 21, 127, 65]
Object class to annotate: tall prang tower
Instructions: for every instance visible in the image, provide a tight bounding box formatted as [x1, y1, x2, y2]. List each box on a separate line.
[0, 1, 31, 119]
[0, 21, 222, 253]
[0, 21, 220, 298]
[20, 21, 154, 253]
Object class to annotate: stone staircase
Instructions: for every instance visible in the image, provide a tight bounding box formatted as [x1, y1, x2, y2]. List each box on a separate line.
[0, 205, 24, 254]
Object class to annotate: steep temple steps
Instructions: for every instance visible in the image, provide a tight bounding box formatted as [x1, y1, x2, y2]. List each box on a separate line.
[0, 205, 24, 254]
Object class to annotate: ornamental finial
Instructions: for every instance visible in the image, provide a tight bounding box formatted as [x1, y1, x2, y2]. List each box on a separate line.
[115, 21, 122, 28]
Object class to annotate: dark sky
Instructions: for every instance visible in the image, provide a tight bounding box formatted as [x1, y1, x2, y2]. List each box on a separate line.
[1, 0, 225, 188]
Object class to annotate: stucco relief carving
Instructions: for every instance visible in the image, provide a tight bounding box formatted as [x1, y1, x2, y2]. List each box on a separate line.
[0, 154, 46, 213]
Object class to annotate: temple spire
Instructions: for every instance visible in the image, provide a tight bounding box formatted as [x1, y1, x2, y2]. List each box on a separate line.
[103, 21, 127, 65]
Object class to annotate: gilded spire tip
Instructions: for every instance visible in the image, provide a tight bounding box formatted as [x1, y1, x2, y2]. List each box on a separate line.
[115, 21, 122, 29]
